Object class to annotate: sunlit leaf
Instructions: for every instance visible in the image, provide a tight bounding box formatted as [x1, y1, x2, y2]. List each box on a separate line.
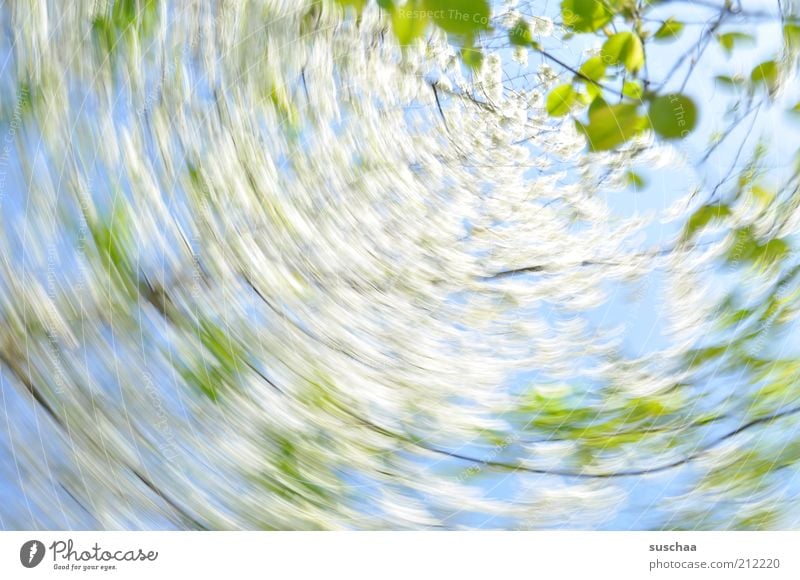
[753, 238, 790, 267]
[749, 185, 775, 206]
[716, 31, 755, 56]
[686, 345, 729, 368]
[625, 171, 646, 189]
[579, 56, 606, 82]
[577, 56, 606, 98]
[561, 0, 613, 32]
[682, 204, 731, 241]
[423, 0, 491, 37]
[784, 23, 800, 51]
[546, 84, 576, 116]
[622, 80, 643, 100]
[750, 60, 780, 94]
[715, 74, 746, 90]
[461, 44, 484, 68]
[727, 227, 759, 263]
[391, 1, 428, 45]
[575, 99, 647, 151]
[337, 0, 369, 14]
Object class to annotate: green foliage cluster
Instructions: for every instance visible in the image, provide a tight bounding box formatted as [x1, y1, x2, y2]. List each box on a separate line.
[92, 0, 159, 58]
[6, 0, 800, 530]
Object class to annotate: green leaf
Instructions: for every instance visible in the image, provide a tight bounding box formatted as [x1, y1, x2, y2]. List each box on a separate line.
[92, 16, 117, 57]
[575, 99, 647, 151]
[749, 185, 775, 206]
[718, 306, 753, 330]
[682, 204, 731, 241]
[716, 32, 755, 56]
[726, 227, 759, 263]
[578, 56, 606, 82]
[269, 85, 299, 129]
[546, 84, 576, 117]
[180, 366, 220, 402]
[626, 171, 646, 189]
[199, 319, 240, 372]
[753, 238, 790, 267]
[601, 32, 645, 73]
[654, 18, 684, 41]
[92, 0, 159, 60]
[423, 0, 491, 37]
[89, 200, 137, 297]
[750, 60, 780, 93]
[509, 17, 533, 46]
[648, 93, 697, 139]
[561, 0, 613, 33]
[715, 74, 745, 89]
[735, 509, 781, 531]
[577, 56, 606, 98]
[784, 23, 800, 51]
[337, 0, 369, 14]
[461, 45, 484, 69]
[391, 2, 428, 45]
[575, 91, 593, 106]
[622, 80, 643, 100]
[686, 345, 729, 368]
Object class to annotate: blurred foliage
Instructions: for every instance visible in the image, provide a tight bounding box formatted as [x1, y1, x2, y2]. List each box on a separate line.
[337, 0, 800, 152]
[2, 0, 800, 531]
